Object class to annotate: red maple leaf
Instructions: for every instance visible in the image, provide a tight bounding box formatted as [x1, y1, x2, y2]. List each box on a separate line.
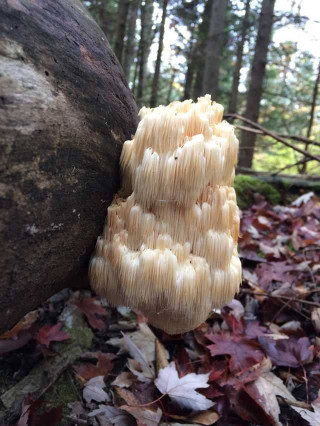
[206, 333, 265, 372]
[74, 298, 108, 330]
[258, 336, 314, 368]
[34, 323, 69, 348]
[73, 353, 113, 380]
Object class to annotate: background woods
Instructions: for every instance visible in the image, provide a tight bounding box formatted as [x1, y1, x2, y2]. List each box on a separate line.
[83, 0, 320, 176]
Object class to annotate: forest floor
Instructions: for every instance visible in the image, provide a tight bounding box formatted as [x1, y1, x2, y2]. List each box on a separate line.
[0, 192, 320, 426]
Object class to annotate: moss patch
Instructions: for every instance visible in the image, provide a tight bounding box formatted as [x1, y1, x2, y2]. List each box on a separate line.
[234, 174, 281, 210]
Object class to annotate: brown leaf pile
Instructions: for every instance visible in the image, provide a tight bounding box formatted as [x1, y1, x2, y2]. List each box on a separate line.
[1, 193, 320, 426]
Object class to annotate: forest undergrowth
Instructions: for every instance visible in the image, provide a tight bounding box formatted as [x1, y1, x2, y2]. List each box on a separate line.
[1, 192, 320, 426]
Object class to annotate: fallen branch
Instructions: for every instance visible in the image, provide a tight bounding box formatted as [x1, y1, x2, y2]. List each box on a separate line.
[272, 157, 311, 175]
[241, 289, 320, 308]
[224, 114, 320, 163]
[231, 123, 320, 148]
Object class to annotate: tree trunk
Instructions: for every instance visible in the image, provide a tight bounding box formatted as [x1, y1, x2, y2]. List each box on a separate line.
[166, 67, 176, 104]
[228, 0, 251, 114]
[183, 31, 196, 101]
[202, 0, 228, 99]
[123, 0, 140, 82]
[192, 0, 213, 100]
[0, 0, 138, 334]
[114, 0, 130, 64]
[136, 0, 154, 106]
[98, 0, 114, 43]
[300, 59, 320, 173]
[238, 0, 276, 169]
[150, 0, 169, 108]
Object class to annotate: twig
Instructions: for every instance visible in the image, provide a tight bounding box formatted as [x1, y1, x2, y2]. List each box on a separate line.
[65, 416, 87, 425]
[231, 123, 320, 148]
[272, 158, 311, 175]
[277, 396, 312, 410]
[241, 289, 320, 308]
[224, 113, 320, 163]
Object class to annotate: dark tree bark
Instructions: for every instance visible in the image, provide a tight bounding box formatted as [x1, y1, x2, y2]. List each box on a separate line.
[300, 60, 320, 173]
[192, 0, 213, 100]
[228, 0, 251, 114]
[98, 0, 115, 44]
[114, 0, 130, 64]
[123, 0, 140, 81]
[0, 0, 138, 334]
[238, 0, 276, 169]
[150, 0, 169, 107]
[183, 30, 196, 101]
[136, 0, 154, 106]
[166, 66, 176, 104]
[202, 0, 228, 99]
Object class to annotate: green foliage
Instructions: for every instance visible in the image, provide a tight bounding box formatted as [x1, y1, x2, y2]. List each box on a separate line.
[234, 174, 281, 209]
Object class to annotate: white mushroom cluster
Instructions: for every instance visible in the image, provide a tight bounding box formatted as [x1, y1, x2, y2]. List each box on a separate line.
[90, 95, 242, 334]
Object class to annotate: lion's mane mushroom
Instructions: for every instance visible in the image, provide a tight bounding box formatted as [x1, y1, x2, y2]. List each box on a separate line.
[89, 95, 242, 334]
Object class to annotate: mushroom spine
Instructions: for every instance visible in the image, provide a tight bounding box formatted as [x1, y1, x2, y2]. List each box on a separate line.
[90, 95, 242, 334]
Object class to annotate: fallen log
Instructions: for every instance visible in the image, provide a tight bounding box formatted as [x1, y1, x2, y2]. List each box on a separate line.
[0, 0, 138, 334]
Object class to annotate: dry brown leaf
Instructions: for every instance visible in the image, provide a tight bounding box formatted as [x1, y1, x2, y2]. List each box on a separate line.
[189, 410, 220, 425]
[155, 339, 169, 375]
[115, 386, 141, 406]
[112, 371, 135, 388]
[312, 308, 320, 334]
[0, 310, 38, 339]
[121, 405, 162, 426]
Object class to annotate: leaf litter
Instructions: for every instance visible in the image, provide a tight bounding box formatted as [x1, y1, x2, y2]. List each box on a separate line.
[1, 193, 320, 425]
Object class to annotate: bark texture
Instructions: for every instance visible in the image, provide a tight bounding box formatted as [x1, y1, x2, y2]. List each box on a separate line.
[150, 0, 168, 108]
[300, 60, 320, 173]
[202, 0, 228, 99]
[136, 0, 154, 106]
[114, 0, 130, 64]
[123, 0, 140, 82]
[0, 0, 138, 334]
[238, 0, 275, 168]
[228, 0, 251, 114]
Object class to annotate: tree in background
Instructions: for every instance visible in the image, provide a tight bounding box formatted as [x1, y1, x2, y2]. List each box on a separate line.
[136, 0, 154, 106]
[228, 0, 251, 114]
[123, 0, 140, 80]
[202, 0, 229, 100]
[238, 0, 276, 169]
[150, 0, 169, 107]
[81, 0, 320, 176]
[114, 0, 130, 64]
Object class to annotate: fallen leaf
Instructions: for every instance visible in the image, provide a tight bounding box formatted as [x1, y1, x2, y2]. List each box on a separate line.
[123, 331, 154, 380]
[34, 323, 69, 348]
[112, 371, 135, 388]
[74, 297, 108, 330]
[189, 410, 220, 425]
[74, 353, 113, 380]
[0, 330, 32, 355]
[32, 406, 63, 426]
[121, 405, 162, 426]
[296, 401, 320, 425]
[207, 333, 265, 372]
[292, 192, 314, 207]
[258, 336, 313, 368]
[155, 362, 214, 411]
[246, 371, 298, 426]
[155, 338, 169, 375]
[108, 323, 166, 364]
[83, 376, 110, 403]
[0, 310, 38, 339]
[89, 404, 135, 425]
[312, 308, 320, 334]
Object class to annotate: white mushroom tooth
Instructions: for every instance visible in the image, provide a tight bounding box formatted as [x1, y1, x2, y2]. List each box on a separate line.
[89, 95, 242, 334]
